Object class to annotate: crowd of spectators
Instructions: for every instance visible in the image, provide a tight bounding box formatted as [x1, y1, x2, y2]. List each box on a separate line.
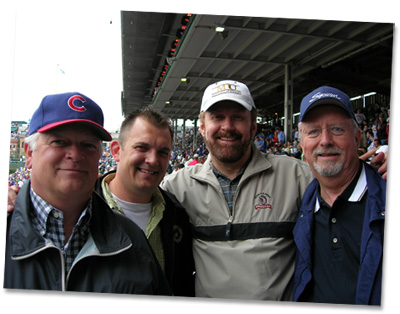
[253, 102, 390, 161]
[254, 126, 302, 159]
[98, 146, 117, 175]
[8, 101, 390, 185]
[8, 167, 30, 187]
[167, 129, 208, 173]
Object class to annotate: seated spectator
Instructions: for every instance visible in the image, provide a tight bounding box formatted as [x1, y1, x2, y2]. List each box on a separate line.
[355, 108, 366, 126]
[188, 154, 199, 166]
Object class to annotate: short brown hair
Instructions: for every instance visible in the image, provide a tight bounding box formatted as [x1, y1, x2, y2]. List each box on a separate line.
[119, 108, 173, 147]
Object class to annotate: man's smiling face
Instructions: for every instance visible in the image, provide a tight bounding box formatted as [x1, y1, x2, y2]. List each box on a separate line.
[111, 116, 172, 201]
[200, 101, 256, 164]
[300, 105, 361, 178]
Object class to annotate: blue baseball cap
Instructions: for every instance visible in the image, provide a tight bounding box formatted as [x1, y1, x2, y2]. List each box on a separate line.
[29, 92, 112, 141]
[299, 86, 356, 122]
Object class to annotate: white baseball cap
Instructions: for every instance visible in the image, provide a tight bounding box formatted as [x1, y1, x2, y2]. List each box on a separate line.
[376, 145, 389, 154]
[200, 80, 256, 112]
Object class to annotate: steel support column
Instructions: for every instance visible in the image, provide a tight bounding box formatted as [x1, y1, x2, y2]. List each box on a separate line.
[193, 119, 197, 151]
[284, 64, 294, 143]
[182, 119, 186, 150]
[174, 119, 178, 147]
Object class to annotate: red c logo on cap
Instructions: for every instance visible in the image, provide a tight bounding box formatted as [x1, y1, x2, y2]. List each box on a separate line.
[68, 95, 87, 112]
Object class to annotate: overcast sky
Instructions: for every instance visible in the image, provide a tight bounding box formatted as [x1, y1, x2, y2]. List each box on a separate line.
[10, 7, 124, 131]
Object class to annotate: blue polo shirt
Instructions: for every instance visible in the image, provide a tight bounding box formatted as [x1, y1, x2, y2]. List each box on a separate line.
[303, 162, 368, 304]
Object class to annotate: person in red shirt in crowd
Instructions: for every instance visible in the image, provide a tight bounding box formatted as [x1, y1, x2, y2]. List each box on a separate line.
[188, 154, 200, 166]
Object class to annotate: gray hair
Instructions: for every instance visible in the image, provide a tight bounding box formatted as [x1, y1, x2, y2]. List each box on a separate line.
[24, 132, 41, 151]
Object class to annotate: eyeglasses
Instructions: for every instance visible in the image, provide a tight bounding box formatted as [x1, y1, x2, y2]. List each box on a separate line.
[301, 123, 354, 139]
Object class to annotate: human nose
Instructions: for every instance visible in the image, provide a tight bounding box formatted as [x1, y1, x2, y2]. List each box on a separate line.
[221, 117, 235, 131]
[145, 150, 159, 166]
[66, 144, 84, 161]
[319, 128, 333, 146]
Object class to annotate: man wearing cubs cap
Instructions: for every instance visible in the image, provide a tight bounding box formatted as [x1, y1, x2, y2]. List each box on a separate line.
[293, 86, 386, 305]
[4, 92, 171, 295]
[161, 80, 313, 300]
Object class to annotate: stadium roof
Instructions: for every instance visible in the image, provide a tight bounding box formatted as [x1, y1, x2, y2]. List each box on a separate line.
[120, 11, 393, 121]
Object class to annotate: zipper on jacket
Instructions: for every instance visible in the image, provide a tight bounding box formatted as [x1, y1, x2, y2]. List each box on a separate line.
[225, 215, 233, 238]
[65, 243, 133, 288]
[195, 173, 236, 239]
[224, 168, 257, 239]
[12, 242, 67, 291]
[59, 248, 67, 291]
[225, 179, 241, 238]
[205, 179, 234, 239]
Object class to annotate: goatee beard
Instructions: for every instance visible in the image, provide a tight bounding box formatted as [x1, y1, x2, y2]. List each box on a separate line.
[204, 132, 252, 164]
[312, 147, 343, 177]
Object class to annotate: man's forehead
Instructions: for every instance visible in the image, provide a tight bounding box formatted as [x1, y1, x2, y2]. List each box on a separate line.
[128, 121, 172, 147]
[207, 101, 247, 112]
[132, 117, 171, 135]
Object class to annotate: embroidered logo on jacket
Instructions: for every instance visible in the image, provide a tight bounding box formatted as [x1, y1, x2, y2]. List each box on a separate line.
[254, 193, 272, 210]
[173, 225, 183, 243]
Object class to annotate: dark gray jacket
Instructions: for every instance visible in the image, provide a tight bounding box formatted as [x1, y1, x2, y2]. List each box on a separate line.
[94, 171, 195, 297]
[4, 181, 172, 295]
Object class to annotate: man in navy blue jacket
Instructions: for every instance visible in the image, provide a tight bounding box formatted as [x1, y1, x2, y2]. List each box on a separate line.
[293, 86, 386, 305]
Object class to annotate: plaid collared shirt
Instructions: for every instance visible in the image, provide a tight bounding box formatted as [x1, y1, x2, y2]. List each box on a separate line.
[30, 188, 92, 275]
[211, 163, 247, 216]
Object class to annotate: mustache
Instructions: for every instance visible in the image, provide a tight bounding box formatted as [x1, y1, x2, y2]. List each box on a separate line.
[215, 131, 242, 139]
[312, 147, 343, 157]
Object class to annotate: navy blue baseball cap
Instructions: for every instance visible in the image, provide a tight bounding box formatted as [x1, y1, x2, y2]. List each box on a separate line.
[299, 86, 356, 122]
[29, 92, 112, 141]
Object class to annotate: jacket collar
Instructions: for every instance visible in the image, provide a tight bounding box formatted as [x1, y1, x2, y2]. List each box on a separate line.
[9, 181, 47, 257]
[314, 163, 368, 213]
[307, 161, 385, 222]
[9, 180, 132, 258]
